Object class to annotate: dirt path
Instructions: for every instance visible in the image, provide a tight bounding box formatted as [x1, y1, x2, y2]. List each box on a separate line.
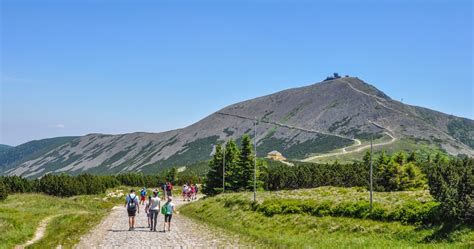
[75, 198, 245, 248]
[15, 211, 90, 249]
[302, 131, 396, 161]
[15, 216, 57, 249]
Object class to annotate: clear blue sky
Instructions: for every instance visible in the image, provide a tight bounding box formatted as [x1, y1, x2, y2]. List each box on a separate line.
[1, 0, 472, 146]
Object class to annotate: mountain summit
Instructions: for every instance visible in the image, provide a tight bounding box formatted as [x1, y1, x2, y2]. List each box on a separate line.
[2, 77, 473, 177]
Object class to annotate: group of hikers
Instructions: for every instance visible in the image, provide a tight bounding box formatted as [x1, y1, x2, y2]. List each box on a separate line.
[181, 183, 198, 201]
[124, 182, 198, 232]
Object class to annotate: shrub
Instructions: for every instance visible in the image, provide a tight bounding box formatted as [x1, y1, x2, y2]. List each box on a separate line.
[427, 157, 473, 224]
[0, 181, 8, 201]
[254, 198, 438, 225]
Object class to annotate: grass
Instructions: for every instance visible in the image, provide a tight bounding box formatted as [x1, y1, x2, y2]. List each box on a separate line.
[0, 188, 125, 249]
[179, 187, 474, 248]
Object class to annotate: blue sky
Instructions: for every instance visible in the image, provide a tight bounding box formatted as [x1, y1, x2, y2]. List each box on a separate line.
[1, 0, 472, 146]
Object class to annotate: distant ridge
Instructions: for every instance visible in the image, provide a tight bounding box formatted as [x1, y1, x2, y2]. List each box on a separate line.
[1, 77, 473, 178]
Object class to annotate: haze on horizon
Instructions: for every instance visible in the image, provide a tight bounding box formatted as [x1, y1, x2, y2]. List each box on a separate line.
[1, 0, 472, 146]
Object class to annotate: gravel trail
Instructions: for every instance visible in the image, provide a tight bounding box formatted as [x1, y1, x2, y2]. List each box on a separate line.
[75, 198, 246, 248]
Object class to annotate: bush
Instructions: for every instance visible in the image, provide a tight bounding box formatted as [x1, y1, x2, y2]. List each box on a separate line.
[427, 157, 473, 224]
[0, 175, 33, 193]
[265, 151, 429, 192]
[0, 181, 8, 201]
[255, 198, 438, 225]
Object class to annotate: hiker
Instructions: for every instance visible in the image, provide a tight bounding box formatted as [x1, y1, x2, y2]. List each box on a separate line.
[191, 184, 196, 200]
[145, 196, 152, 228]
[162, 196, 176, 232]
[182, 184, 188, 201]
[194, 184, 199, 199]
[161, 183, 167, 198]
[186, 185, 192, 201]
[140, 187, 147, 205]
[166, 182, 173, 197]
[125, 189, 140, 231]
[148, 189, 161, 232]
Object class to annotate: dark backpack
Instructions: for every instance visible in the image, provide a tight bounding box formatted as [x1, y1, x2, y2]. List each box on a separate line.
[127, 195, 137, 212]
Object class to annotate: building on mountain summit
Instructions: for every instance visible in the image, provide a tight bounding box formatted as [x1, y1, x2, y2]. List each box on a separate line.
[266, 150, 287, 161]
[324, 72, 342, 81]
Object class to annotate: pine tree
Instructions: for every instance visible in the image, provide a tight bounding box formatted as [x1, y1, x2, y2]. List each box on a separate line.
[166, 167, 178, 183]
[407, 151, 417, 163]
[224, 139, 240, 191]
[238, 134, 255, 191]
[203, 144, 224, 195]
[393, 151, 407, 166]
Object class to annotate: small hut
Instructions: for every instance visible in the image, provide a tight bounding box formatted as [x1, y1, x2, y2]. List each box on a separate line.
[266, 150, 287, 161]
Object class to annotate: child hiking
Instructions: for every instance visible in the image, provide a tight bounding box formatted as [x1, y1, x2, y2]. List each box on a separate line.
[125, 189, 140, 231]
[161, 196, 176, 232]
[140, 187, 147, 205]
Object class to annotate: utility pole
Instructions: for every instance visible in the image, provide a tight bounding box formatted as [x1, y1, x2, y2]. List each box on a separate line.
[253, 117, 257, 202]
[369, 134, 373, 210]
[223, 142, 226, 193]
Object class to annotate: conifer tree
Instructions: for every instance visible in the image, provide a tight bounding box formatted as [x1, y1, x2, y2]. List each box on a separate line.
[224, 139, 240, 191]
[203, 144, 224, 195]
[238, 134, 255, 190]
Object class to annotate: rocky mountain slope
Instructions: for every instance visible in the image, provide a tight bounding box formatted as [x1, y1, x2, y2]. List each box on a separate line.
[2, 77, 473, 177]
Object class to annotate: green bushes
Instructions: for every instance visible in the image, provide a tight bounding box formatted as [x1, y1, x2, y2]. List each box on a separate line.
[427, 157, 473, 224]
[266, 161, 368, 190]
[0, 181, 7, 201]
[0, 175, 35, 193]
[37, 174, 109, 197]
[265, 151, 427, 191]
[254, 198, 440, 225]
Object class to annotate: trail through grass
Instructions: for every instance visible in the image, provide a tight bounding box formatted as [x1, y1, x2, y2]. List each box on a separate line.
[0, 189, 124, 249]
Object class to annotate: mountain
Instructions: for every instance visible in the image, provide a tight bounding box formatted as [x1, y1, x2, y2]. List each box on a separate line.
[0, 137, 77, 174]
[0, 145, 13, 155]
[2, 77, 473, 178]
[0, 144, 12, 153]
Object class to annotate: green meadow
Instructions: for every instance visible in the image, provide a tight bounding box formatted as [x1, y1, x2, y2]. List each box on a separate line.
[179, 187, 474, 248]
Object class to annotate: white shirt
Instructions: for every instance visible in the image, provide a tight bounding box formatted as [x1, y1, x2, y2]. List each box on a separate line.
[149, 196, 160, 211]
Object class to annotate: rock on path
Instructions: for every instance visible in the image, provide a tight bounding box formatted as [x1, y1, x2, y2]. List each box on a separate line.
[75, 198, 246, 248]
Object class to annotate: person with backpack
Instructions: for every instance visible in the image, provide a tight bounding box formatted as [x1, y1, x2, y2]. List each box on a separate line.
[161, 183, 167, 198]
[161, 196, 176, 232]
[140, 187, 147, 205]
[166, 182, 173, 197]
[125, 189, 140, 231]
[148, 189, 161, 232]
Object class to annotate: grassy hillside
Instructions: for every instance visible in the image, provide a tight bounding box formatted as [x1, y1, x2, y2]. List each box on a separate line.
[0, 189, 124, 249]
[0, 137, 77, 174]
[179, 187, 474, 248]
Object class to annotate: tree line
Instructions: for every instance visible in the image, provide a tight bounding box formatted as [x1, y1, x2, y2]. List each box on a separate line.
[0, 169, 203, 199]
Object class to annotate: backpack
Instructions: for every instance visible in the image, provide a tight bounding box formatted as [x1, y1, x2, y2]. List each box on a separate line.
[161, 204, 167, 215]
[127, 195, 137, 212]
[162, 202, 172, 215]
